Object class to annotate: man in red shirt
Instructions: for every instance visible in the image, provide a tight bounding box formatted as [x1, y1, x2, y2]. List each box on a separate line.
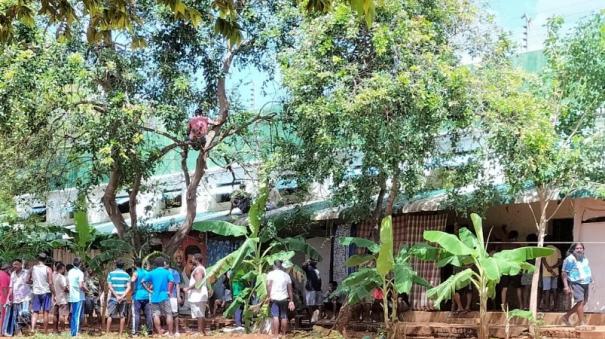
[187, 109, 217, 150]
[0, 264, 11, 331]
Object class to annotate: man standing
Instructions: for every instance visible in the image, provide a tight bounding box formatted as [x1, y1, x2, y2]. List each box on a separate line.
[131, 258, 153, 335]
[186, 253, 208, 336]
[302, 259, 322, 322]
[541, 235, 562, 311]
[52, 262, 69, 334]
[143, 257, 174, 336]
[106, 259, 131, 335]
[266, 260, 295, 337]
[167, 261, 182, 335]
[67, 258, 86, 337]
[5, 259, 32, 336]
[0, 264, 11, 332]
[31, 253, 53, 334]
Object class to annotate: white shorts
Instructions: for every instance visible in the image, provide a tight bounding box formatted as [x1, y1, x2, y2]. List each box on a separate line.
[305, 291, 321, 306]
[190, 301, 207, 319]
[170, 297, 178, 315]
[542, 276, 558, 290]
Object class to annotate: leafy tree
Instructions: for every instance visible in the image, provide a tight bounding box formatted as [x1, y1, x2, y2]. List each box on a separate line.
[336, 215, 431, 329]
[473, 13, 605, 318]
[424, 213, 553, 339]
[278, 0, 478, 233]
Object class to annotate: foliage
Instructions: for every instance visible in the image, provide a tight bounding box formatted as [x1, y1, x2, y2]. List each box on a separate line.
[0, 0, 382, 44]
[424, 213, 553, 339]
[278, 0, 480, 222]
[201, 185, 320, 332]
[336, 216, 431, 328]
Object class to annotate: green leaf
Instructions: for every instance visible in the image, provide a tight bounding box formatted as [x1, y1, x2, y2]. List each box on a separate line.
[508, 309, 535, 321]
[478, 257, 501, 281]
[338, 268, 383, 304]
[470, 213, 485, 250]
[192, 220, 248, 237]
[232, 237, 259, 273]
[376, 215, 394, 277]
[394, 262, 431, 294]
[426, 268, 474, 309]
[458, 227, 479, 252]
[254, 273, 268, 302]
[423, 230, 473, 256]
[493, 246, 554, 262]
[408, 243, 440, 261]
[338, 237, 379, 254]
[248, 185, 269, 237]
[74, 211, 91, 251]
[279, 237, 322, 261]
[264, 250, 295, 266]
[345, 254, 375, 267]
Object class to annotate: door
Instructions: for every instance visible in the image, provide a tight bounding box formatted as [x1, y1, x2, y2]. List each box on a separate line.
[579, 222, 605, 312]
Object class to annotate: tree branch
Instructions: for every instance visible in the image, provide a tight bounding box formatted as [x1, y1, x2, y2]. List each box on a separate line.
[180, 145, 191, 187]
[207, 113, 276, 151]
[140, 126, 184, 145]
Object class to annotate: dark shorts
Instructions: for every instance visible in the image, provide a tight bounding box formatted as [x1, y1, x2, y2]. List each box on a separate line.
[270, 300, 289, 320]
[501, 274, 521, 288]
[107, 299, 128, 319]
[152, 300, 172, 317]
[32, 293, 53, 313]
[570, 282, 589, 303]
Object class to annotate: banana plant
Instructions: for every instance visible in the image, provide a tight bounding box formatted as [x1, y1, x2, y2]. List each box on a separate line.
[336, 215, 433, 329]
[423, 213, 553, 339]
[193, 184, 321, 332]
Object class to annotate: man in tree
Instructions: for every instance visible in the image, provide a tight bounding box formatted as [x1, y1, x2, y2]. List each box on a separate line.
[188, 108, 217, 150]
[185, 253, 208, 336]
[266, 260, 295, 337]
[131, 258, 153, 335]
[5, 259, 31, 336]
[106, 259, 131, 335]
[229, 184, 252, 215]
[30, 253, 54, 334]
[143, 257, 175, 335]
[52, 262, 69, 334]
[67, 257, 86, 337]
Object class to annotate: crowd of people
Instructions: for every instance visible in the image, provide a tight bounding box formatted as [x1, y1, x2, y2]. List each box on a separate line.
[0, 251, 345, 337]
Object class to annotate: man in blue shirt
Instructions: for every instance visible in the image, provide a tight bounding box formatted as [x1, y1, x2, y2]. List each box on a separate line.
[143, 257, 174, 335]
[131, 258, 152, 335]
[106, 259, 131, 336]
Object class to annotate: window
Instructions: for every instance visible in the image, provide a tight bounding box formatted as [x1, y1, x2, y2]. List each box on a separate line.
[32, 205, 46, 222]
[163, 190, 182, 209]
[116, 196, 130, 214]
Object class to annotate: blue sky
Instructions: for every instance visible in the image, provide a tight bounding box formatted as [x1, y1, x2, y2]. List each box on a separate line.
[229, 0, 605, 111]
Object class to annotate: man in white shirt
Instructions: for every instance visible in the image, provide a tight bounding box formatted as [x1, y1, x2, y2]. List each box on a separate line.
[5, 259, 31, 336]
[266, 260, 295, 337]
[31, 253, 54, 334]
[52, 262, 69, 334]
[185, 253, 208, 336]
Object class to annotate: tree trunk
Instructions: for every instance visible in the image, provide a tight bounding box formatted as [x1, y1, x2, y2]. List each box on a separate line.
[384, 174, 400, 217]
[383, 283, 390, 330]
[479, 289, 489, 339]
[163, 151, 208, 256]
[529, 191, 548, 327]
[102, 165, 128, 238]
[129, 174, 142, 251]
[370, 175, 387, 242]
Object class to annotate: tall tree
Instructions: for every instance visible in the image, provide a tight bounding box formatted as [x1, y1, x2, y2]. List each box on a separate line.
[278, 0, 479, 231]
[475, 13, 605, 319]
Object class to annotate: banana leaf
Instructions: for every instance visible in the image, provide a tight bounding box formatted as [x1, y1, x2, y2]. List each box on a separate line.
[249, 185, 269, 237]
[278, 237, 322, 261]
[493, 246, 554, 262]
[264, 250, 295, 266]
[376, 215, 394, 277]
[424, 230, 473, 256]
[345, 254, 375, 267]
[427, 268, 474, 308]
[338, 237, 379, 254]
[192, 220, 248, 237]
